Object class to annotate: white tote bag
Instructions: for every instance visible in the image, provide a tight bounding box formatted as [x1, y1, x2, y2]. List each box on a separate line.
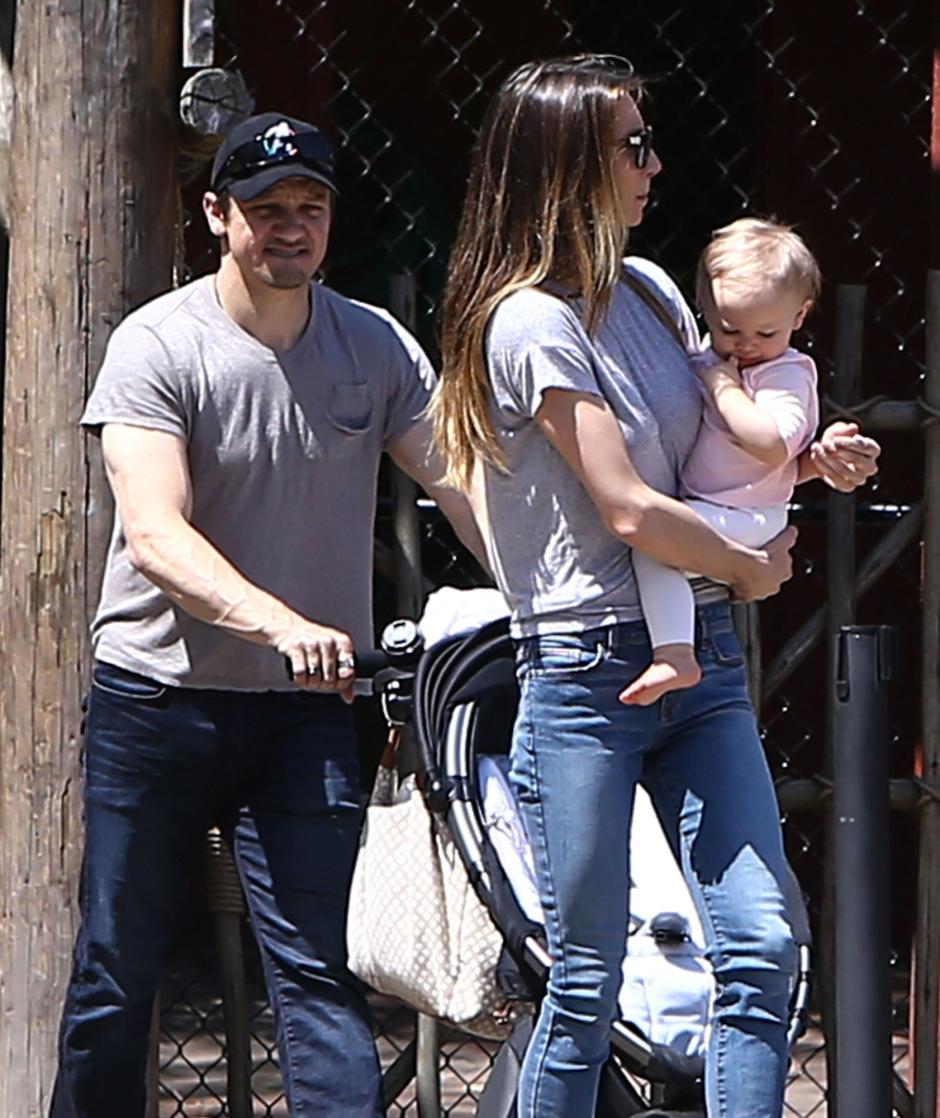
[347, 765, 526, 1039]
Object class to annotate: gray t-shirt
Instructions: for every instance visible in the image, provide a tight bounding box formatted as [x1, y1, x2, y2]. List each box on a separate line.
[82, 276, 434, 690]
[481, 257, 705, 637]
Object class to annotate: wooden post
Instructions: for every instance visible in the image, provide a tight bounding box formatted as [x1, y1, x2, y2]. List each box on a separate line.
[913, 16, 940, 1116]
[0, 1, 179, 1113]
[915, 269, 940, 1118]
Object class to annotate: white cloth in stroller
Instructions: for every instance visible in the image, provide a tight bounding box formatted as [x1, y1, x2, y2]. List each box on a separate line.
[479, 754, 713, 1061]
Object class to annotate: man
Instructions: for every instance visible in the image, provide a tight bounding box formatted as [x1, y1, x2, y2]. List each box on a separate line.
[51, 111, 486, 1117]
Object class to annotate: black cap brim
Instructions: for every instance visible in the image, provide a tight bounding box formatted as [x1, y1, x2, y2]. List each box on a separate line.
[222, 161, 339, 201]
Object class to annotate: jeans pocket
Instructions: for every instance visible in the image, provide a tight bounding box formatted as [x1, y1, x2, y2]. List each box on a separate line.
[704, 628, 745, 668]
[528, 639, 606, 678]
[92, 662, 168, 701]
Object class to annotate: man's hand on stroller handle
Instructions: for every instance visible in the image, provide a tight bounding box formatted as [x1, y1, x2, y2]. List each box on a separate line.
[273, 618, 358, 699]
[282, 644, 389, 686]
[282, 617, 424, 696]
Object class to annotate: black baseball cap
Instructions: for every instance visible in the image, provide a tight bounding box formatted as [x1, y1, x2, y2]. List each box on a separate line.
[210, 112, 338, 200]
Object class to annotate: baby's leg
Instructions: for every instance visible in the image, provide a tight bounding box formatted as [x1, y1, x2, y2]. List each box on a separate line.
[621, 551, 700, 706]
[684, 500, 788, 550]
[622, 503, 788, 706]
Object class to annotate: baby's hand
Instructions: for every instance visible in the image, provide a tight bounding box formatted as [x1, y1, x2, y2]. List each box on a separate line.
[810, 421, 880, 491]
[698, 355, 742, 399]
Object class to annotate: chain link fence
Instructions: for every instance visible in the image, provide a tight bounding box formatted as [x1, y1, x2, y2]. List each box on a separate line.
[161, 1, 931, 1113]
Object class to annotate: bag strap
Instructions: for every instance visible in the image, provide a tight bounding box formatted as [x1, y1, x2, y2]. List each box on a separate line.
[620, 266, 690, 356]
[378, 726, 402, 770]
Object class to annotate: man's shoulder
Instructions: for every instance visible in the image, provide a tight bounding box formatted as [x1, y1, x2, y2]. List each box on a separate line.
[107, 279, 216, 363]
[315, 284, 432, 372]
[317, 284, 405, 338]
[119, 277, 212, 334]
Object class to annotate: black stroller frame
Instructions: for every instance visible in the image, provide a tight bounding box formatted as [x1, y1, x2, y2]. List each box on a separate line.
[371, 615, 813, 1116]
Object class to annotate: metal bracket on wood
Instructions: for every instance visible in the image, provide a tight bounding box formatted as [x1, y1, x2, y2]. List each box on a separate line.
[180, 0, 253, 143]
[183, 0, 215, 69]
[180, 68, 254, 138]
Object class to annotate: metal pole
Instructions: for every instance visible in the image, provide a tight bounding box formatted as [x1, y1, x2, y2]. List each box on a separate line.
[388, 273, 425, 621]
[415, 1015, 442, 1117]
[206, 829, 253, 1118]
[827, 285, 866, 631]
[831, 626, 895, 1118]
[386, 272, 438, 1110]
[822, 284, 866, 1112]
[732, 601, 761, 710]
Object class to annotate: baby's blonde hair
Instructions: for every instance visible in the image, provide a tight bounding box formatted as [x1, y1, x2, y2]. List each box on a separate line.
[696, 217, 821, 309]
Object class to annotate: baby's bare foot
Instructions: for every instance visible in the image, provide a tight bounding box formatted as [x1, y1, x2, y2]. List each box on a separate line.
[619, 644, 702, 706]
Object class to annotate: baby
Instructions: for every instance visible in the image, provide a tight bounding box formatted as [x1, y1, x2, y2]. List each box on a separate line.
[623, 217, 821, 705]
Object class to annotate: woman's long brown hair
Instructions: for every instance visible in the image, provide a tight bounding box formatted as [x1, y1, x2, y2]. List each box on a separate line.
[430, 55, 642, 491]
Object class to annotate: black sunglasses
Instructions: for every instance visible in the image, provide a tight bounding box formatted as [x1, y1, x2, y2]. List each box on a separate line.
[621, 126, 654, 170]
[213, 129, 335, 190]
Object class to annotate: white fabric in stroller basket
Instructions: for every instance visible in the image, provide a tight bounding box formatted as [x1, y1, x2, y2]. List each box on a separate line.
[479, 756, 713, 1060]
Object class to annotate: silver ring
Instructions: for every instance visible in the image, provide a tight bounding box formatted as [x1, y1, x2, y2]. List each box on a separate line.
[307, 663, 321, 675]
[338, 655, 355, 670]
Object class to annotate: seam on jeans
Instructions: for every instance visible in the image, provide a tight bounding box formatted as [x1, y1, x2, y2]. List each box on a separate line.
[716, 1016, 728, 1116]
[240, 881, 299, 1108]
[232, 827, 304, 1113]
[652, 749, 785, 1118]
[90, 677, 167, 701]
[519, 698, 564, 1117]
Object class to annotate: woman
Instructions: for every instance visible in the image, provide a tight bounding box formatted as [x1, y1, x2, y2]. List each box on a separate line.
[431, 55, 877, 1118]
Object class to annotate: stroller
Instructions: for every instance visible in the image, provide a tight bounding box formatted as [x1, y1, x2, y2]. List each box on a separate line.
[371, 590, 812, 1117]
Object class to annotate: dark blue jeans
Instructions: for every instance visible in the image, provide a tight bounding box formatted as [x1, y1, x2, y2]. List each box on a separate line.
[51, 663, 384, 1118]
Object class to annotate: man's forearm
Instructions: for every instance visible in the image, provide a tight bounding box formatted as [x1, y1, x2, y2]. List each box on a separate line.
[127, 515, 301, 646]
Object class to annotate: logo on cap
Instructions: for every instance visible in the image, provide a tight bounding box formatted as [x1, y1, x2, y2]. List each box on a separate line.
[260, 121, 300, 159]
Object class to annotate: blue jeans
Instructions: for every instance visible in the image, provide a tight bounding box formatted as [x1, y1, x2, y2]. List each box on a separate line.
[511, 603, 795, 1118]
[51, 663, 383, 1118]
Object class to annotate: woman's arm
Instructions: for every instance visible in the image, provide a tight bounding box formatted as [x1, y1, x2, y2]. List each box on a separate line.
[535, 388, 796, 601]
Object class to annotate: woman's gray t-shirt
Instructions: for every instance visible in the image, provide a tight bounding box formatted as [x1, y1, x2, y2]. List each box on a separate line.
[480, 257, 704, 637]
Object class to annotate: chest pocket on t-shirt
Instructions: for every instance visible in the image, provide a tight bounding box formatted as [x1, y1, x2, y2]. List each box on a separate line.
[326, 383, 374, 454]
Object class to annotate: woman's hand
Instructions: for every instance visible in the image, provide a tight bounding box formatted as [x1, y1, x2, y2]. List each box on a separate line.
[730, 524, 798, 602]
[805, 420, 880, 492]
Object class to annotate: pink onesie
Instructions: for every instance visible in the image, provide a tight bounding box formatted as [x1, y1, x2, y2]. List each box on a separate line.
[681, 345, 819, 508]
[632, 343, 818, 650]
